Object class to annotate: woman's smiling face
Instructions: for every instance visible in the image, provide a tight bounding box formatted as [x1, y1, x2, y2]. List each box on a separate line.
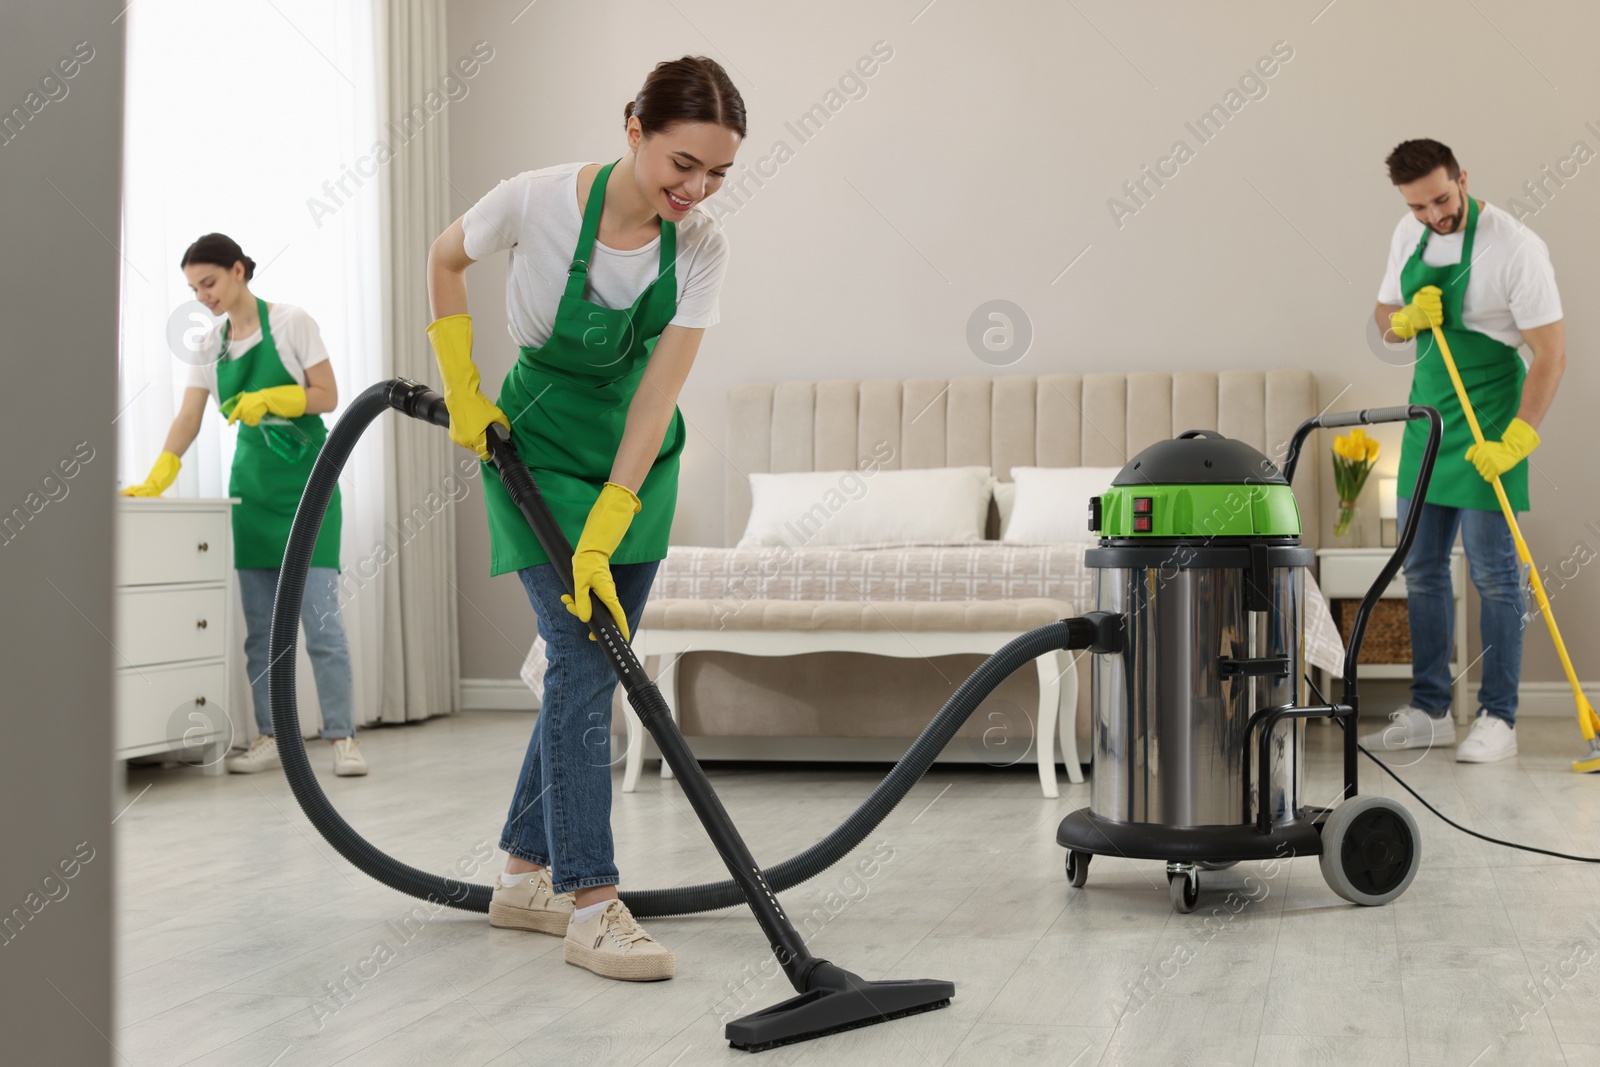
[183, 260, 249, 314]
[628, 118, 742, 221]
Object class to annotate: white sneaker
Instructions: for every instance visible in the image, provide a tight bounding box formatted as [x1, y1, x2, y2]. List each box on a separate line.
[332, 737, 368, 777]
[564, 899, 674, 981]
[1359, 705, 1457, 751]
[1456, 713, 1517, 763]
[224, 735, 280, 774]
[488, 867, 574, 935]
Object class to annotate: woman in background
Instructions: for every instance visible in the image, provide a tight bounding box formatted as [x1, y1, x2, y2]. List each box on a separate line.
[425, 56, 743, 981]
[124, 233, 366, 777]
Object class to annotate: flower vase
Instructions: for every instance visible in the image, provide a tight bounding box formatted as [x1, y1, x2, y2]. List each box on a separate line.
[1333, 502, 1363, 546]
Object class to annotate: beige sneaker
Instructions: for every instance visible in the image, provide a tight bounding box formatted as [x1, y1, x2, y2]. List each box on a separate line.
[224, 735, 279, 774]
[488, 868, 574, 935]
[564, 898, 674, 981]
[332, 737, 368, 776]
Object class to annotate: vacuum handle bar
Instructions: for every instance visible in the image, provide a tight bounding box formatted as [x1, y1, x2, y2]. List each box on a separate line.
[1282, 402, 1443, 800]
[1280, 405, 1433, 484]
[1312, 405, 1415, 430]
[1282, 404, 1442, 686]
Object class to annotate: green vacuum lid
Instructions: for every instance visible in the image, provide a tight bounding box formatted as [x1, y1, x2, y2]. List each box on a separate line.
[1091, 431, 1301, 539]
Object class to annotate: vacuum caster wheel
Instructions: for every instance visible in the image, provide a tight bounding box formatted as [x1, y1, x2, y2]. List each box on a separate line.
[1065, 850, 1091, 888]
[1319, 795, 1421, 906]
[1166, 863, 1199, 913]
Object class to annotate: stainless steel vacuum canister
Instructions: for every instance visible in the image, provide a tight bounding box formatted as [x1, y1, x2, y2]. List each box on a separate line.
[1083, 431, 1314, 829]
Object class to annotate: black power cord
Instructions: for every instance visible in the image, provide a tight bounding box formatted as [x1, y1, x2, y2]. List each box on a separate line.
[1357, 742, 1600, 864]
[1305, 673, 1600, 865]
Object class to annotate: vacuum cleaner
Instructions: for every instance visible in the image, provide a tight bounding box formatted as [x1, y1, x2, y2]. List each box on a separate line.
[274, 378, 1594, 1051]
[1057, 406, 1441, 911]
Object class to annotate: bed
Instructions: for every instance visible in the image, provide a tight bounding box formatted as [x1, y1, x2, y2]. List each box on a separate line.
[519, 370, 1345, 796]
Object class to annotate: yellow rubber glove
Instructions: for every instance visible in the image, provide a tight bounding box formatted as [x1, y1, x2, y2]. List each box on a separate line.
[426, 314, 510, 460]
[1465, 417, 1540, 482]
[121, 451, 182, 497]
[561, 482, 642, 642]
[227, 384, 307, 427]
[1389, 285, 1443, 340]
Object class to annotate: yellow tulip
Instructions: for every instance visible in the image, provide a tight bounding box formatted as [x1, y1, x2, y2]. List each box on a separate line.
[1364, 439, 1380, 461]
[1332, 436, 1350, 460]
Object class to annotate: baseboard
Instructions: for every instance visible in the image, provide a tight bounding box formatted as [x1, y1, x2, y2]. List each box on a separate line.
[459, 678, 538, 711]
[1517, 682, 1600, 717]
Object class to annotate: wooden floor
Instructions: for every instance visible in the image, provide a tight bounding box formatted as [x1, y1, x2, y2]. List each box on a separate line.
[114, 712, 1600, 1066]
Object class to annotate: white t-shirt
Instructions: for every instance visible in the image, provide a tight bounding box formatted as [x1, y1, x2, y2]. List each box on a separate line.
[461, 161, 730, 349]
[1376, 200, 1562, 349]
[184, 302, 331, 402]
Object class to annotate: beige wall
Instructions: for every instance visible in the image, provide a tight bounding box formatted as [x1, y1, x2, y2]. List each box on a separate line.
[447, 0, 1599, 689]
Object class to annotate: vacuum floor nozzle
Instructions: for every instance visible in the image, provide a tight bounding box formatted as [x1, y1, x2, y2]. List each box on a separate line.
[1574, 738, 1600, 774]
[725, 962, 954, 1052]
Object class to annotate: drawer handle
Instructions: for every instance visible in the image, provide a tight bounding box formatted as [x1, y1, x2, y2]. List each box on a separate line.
[195, 695, 207, 706]
[196, 618, 208, 630]
[198, 541, 209, 552]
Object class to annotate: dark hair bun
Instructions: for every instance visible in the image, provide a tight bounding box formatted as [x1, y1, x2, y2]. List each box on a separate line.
[180, 232, 256, 283]
[627, 56, 746, 139]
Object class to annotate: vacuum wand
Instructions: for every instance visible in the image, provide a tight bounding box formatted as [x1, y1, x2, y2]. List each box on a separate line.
[472, 407, 958, 1050]
[1425, 324, 1600, 772]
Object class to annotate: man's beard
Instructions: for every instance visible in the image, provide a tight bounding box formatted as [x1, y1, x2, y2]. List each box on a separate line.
[1431, 209, 1464, 234]
[1432, 187, 1466, 234]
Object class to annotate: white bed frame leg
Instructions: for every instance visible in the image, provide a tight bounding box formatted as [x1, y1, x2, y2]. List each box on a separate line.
[622, 690, 643, 793]
[1035, 654, 1060, 799]
[1059, 650, 1083, 784]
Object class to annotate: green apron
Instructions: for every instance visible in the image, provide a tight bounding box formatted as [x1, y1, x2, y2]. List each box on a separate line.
[482, 159, 685, 575]
[215, 297, 342, 569]
[1395, 194, 1529, 512]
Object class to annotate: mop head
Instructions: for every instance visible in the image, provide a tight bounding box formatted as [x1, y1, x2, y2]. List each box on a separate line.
[1574, 737, 1600, 774]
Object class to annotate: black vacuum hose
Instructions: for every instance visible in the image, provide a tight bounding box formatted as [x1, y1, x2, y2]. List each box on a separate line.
[271, 379, 1107, 916]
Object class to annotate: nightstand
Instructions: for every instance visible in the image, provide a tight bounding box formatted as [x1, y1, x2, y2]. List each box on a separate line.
[1315, 546, 1470, 725]
[115, 497, 239, 774]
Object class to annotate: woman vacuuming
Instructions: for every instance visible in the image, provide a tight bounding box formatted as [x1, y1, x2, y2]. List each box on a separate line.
[123, 234, 366, 777]
[425, 57, 743, 981]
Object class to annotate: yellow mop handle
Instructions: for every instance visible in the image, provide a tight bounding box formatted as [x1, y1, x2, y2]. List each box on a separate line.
[1428, 323, 1600, 742]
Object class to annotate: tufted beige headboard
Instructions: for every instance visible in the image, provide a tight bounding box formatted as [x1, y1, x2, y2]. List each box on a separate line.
[725, 370, 1322, 549]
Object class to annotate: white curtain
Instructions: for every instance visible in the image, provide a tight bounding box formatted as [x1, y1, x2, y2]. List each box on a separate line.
[376, 0, 462, 721]
[119, 1, 391, 737]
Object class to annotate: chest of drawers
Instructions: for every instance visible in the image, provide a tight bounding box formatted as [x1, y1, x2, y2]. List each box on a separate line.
[115, 498, 237, 773]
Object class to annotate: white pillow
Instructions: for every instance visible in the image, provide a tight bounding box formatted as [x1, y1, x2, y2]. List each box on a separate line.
[1002, 466, 1124, 544]
[738, 466, 992, 548]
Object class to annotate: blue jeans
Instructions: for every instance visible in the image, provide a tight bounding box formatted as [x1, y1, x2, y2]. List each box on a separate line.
[1396, 496, 1529, 724]
[500, 560, 660, 894]
[236, 567, 355, 739]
